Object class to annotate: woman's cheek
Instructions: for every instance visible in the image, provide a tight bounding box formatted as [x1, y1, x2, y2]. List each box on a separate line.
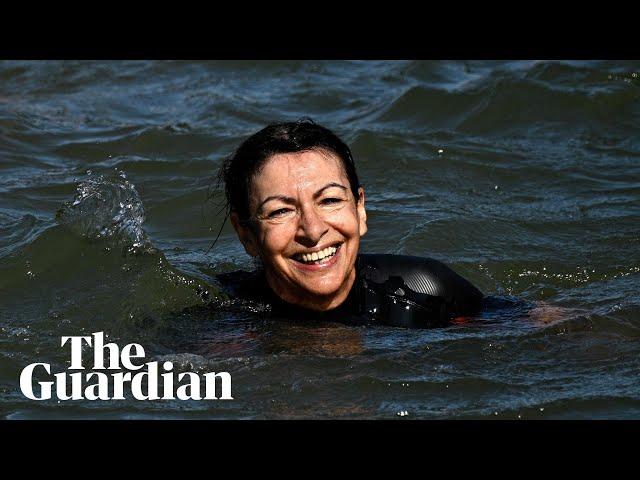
[329, 209, 359, 234]
[260, 225, 293, 256]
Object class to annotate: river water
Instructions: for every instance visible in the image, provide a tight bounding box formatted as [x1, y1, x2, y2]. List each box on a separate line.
[1, 60, 639, 419]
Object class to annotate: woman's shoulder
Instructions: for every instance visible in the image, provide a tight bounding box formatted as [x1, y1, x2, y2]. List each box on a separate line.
[357, 253, 484, 312]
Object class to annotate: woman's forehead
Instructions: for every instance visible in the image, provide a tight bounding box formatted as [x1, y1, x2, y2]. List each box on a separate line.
[252, 150, 349, 194]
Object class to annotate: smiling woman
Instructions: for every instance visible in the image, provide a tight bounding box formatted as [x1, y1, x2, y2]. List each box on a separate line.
[216, 119, 484, 327]
[232, 149, 366, 311]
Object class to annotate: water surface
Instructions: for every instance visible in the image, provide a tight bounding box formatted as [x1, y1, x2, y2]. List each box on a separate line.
[1, 60, 639, 419]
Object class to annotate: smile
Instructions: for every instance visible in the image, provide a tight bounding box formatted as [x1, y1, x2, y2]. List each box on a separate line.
[292, 243, 342, 266]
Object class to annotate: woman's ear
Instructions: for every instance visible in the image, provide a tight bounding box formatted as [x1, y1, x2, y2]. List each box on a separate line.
[357, 187, 367, 237]
[230, 212, 259, 257]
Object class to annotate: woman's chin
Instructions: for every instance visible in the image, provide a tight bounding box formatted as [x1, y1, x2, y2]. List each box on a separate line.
[297, 283, 343, 299]
[293, 291, 346, 311]
[272, 274, 352, 310]
[293, 265, 351, 294]
[290, 271, 356, 309]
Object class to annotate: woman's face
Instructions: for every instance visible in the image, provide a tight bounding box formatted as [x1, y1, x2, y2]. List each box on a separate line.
[231, 149, 367, 311]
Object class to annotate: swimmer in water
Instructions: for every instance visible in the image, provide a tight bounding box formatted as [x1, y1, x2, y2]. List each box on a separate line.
[214, 119, 483, 328]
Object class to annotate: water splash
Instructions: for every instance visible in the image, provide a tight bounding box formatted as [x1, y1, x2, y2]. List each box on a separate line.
[55, 169, 154, 253]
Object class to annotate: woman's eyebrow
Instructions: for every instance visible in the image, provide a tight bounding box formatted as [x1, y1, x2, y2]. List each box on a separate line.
[257, 183, 347, 211]
[313, 182, 347, 199]
[258, 195, 296, 211]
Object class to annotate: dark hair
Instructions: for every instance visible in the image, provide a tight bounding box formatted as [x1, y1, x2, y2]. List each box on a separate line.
[218, 119, 361, 223]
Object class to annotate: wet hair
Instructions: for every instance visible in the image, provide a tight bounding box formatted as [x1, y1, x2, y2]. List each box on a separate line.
[218, 119, 361, 223]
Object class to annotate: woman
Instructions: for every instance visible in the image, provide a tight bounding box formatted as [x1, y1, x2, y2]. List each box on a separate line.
[216, 119, 484, 328]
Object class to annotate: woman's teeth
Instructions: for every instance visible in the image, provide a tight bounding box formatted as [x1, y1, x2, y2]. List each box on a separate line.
[298, 246, 338, 264]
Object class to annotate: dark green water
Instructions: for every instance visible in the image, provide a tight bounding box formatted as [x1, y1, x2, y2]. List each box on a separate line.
[1, 60, 639, 419]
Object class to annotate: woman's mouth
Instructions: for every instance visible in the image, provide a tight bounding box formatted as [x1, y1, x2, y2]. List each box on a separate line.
[292, 243, 342, 266]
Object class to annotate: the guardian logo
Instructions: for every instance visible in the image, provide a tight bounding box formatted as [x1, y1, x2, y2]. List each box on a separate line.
[19, 332, 233, 401]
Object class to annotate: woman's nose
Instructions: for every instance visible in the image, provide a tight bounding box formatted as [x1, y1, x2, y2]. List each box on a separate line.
[296, 206, 328, 245]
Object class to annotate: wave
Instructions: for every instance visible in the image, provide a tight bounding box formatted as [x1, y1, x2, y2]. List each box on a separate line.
[373, 61, 640, 136]
[55, 170, 153, 253]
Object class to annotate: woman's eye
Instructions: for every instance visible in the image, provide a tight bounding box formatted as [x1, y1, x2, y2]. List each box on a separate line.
[268, 208, 292, 218]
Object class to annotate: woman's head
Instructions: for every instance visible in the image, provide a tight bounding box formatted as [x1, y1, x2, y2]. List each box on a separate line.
[219, 120, 367, 311]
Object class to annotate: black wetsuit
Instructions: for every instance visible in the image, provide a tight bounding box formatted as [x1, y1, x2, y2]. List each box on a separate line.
[216, 254, 484, 328]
